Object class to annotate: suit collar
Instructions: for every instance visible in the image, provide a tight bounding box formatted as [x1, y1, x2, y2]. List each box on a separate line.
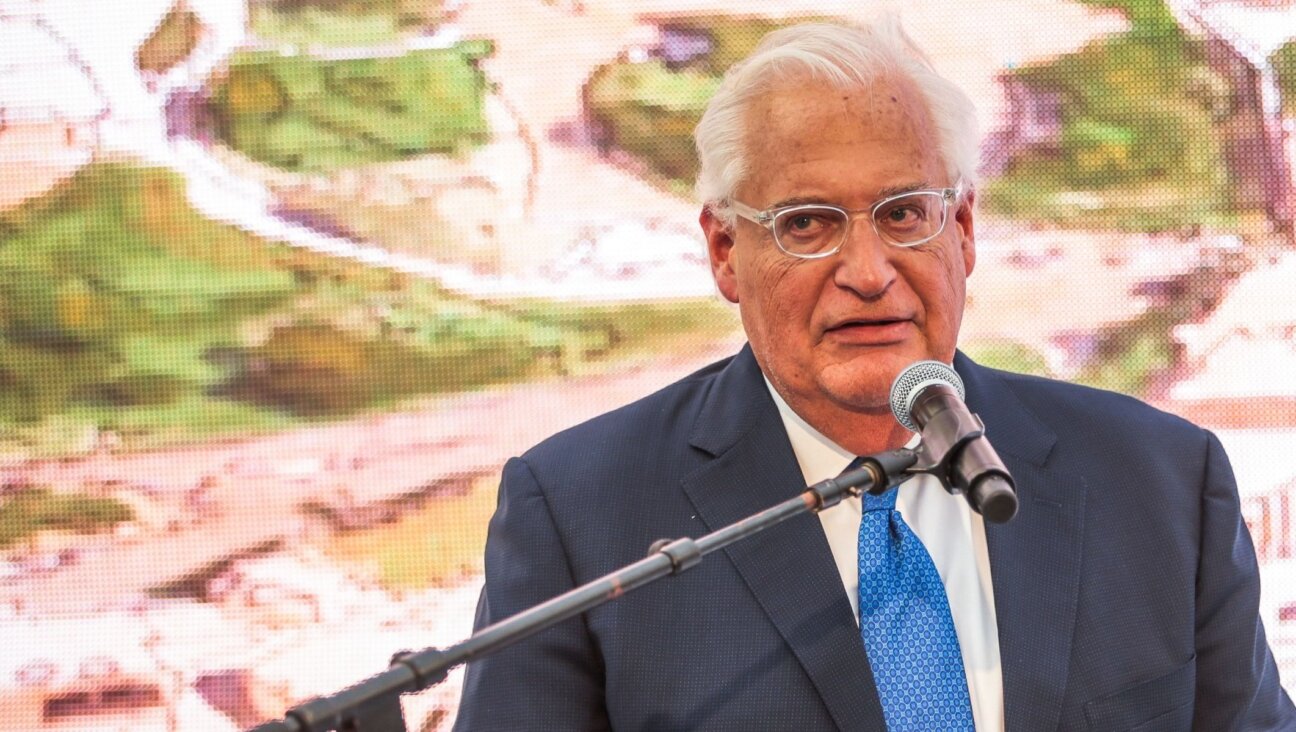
[683, 346, 886, 730]
[694, 350, 1059, 467]
[687, 344, 769, 457]
[955, 351, 1056, 468]
[956, 353, 1087, 731]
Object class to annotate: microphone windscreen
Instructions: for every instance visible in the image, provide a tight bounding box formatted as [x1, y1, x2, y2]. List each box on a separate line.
[888, 360, 965, 431]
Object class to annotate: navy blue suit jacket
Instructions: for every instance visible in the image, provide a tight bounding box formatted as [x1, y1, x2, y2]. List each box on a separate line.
[455, 346, 1295, 730]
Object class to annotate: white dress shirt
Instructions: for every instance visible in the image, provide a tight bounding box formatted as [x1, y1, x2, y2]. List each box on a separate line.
[765, 379, 1005, 731]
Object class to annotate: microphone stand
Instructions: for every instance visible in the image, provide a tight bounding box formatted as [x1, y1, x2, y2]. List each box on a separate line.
[247, 449, 918, 732]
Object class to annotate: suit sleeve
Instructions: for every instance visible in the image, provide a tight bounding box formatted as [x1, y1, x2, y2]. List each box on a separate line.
[452, 457, 612, 732]
[1193, 430, 1296, 730]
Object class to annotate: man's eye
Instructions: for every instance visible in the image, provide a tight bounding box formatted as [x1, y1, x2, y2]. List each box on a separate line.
[789, 215, 821, 231]
[780, 211, 838, 237]
[886, 206, 922, 223]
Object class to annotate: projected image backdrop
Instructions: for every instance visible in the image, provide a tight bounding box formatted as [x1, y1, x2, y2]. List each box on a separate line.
[1, 0, 1294, 728]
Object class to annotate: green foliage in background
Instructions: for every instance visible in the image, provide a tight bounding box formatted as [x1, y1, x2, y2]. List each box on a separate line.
[0, 163, 297, 429]
[252, 8, 409, 45]
[1274, 41, 1296, 116]
[259, 0, 440, 18]
[1074, 265, 1233, 396]
[656, 16, 800, 74]
[218, 320, 538, 416]
[0, 163, 735, 454]
[251, 0, 445, 45]
[1072, 0, 1175, 24]
[209, 272, 735, 419]
[585, 17, 820, 188]
[587, 61, 719, 182]
[985, 1, 1233, 230]
[1075, 312, 1178, 396]
[209, 41, 491, 172]
[961, 340, 1052, 378]
[0, 488, 134, 549]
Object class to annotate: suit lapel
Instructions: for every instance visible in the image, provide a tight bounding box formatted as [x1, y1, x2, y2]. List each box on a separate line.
[958, 354, 1087, 732]
[680, 347, 886, 731]
[677, 349, 1087, 731]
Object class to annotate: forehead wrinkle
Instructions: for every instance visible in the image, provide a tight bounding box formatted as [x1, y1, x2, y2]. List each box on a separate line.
[736, 75, 946, 209]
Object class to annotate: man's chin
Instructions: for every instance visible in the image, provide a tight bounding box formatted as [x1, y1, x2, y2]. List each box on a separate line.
[815, 349, 943, 413]
[817, 375, 896, 415]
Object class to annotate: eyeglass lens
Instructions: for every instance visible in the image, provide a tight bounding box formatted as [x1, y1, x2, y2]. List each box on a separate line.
[772, 191, 948, 254]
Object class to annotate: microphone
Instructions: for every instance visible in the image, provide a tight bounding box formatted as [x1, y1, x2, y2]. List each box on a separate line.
[889, 361, 1018, 524]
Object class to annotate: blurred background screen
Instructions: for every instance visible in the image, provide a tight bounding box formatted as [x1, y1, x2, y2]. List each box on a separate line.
[0, 0, 1294, 729]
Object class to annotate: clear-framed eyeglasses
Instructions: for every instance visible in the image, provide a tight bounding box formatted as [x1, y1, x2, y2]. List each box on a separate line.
[727, 180, 964, 259]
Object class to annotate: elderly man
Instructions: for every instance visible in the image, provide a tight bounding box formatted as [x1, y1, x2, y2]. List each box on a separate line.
[454, 19, 1295, 731]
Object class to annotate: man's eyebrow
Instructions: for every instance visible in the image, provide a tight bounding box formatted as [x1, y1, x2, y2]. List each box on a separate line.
[877, 181, 932, 198]
[765, 195, 832, 209]
[765, 182, 934, 210]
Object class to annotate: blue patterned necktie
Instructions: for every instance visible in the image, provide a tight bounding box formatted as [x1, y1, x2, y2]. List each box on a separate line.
[857, 476, 975, 731]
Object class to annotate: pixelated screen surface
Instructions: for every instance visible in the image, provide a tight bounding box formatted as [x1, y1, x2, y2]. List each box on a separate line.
[0, 0, 1294, 728]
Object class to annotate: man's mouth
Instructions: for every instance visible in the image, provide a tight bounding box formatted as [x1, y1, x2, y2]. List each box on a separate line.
[827, 317, 909, 330]
[823, 317, 914, 344]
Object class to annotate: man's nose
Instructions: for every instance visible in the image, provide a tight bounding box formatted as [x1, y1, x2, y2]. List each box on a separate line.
[833, 216, 896, 297]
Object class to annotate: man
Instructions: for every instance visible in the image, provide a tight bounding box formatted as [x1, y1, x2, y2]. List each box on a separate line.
[455, 19, 1295, 731]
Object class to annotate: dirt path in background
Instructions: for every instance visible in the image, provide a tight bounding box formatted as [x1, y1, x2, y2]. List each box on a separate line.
[1, 332, 745, 614]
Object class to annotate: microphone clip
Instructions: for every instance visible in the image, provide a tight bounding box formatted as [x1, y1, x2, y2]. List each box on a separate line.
[902, 383, 1019, 523]
[907, 399, 988, 491]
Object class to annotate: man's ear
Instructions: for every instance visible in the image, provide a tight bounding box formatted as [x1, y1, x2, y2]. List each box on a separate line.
[954, 188, 976, 277]
[700, 206, 740, 303]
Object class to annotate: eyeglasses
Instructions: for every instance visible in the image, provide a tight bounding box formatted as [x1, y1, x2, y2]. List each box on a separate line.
[727, 181, 964, 259]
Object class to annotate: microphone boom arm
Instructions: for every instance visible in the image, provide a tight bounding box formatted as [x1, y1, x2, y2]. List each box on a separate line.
[247, 448, 918, 732]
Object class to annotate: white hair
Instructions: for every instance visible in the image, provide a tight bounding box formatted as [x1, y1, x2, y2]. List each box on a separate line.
[694, 18, 981, 225]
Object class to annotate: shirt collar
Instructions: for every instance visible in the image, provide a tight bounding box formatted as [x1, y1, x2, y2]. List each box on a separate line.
[762, 376, 919, 486]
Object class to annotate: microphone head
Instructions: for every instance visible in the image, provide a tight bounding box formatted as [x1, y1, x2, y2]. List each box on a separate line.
[889, 360, 966, 432]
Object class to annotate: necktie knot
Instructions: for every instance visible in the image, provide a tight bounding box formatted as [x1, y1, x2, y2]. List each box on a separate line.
[862, 487, 898, 513]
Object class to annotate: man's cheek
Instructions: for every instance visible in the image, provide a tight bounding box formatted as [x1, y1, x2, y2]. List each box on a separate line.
[752, 258, 802, 295]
